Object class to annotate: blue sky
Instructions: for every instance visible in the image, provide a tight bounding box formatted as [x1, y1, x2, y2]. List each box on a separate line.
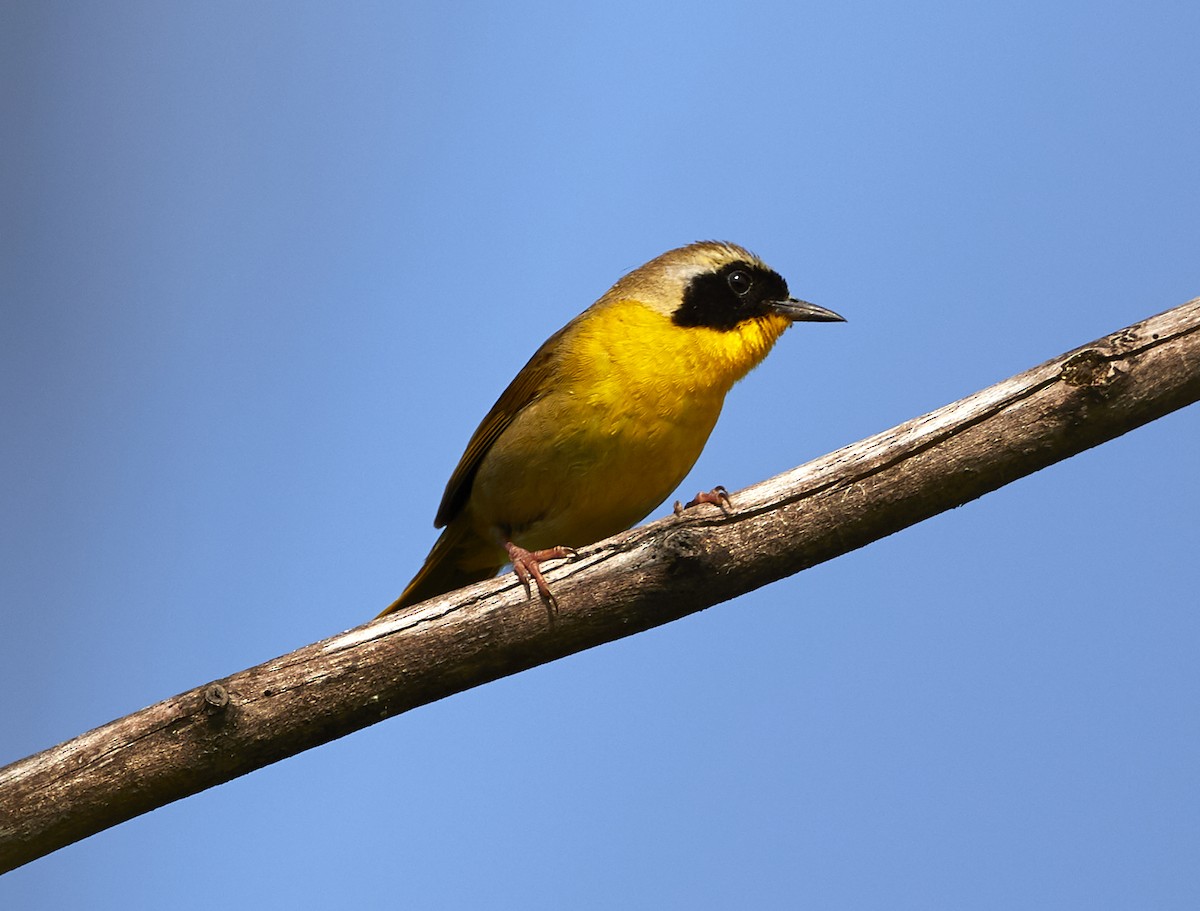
[3, 2, 1199, 908]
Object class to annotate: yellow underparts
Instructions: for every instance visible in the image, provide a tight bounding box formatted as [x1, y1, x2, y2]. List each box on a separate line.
[460, 299, 791, 566]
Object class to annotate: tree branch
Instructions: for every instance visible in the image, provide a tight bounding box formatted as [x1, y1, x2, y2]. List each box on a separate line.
[3, 297, 1199, 873]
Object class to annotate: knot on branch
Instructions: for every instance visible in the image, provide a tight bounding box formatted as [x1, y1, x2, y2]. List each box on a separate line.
[660, 526, 733, 579]
[203, 683, 230, 716]
[1059, 349, 1124, 394]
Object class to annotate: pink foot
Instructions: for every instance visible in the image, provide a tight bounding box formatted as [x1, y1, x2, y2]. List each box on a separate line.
[674, 485, 732, 515]
[505, 542, 577, 610]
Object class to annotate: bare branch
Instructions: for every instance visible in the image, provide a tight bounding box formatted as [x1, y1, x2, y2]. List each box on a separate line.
[2, 297, 1198, 873]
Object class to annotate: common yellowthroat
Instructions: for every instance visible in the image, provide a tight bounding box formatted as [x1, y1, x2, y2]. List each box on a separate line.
[379, 241, 844, 617]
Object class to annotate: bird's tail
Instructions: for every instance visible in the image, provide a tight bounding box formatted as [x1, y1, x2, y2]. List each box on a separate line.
[377, 522, 504, 617]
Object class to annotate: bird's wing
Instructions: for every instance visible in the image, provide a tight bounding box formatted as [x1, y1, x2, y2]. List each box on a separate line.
[433, 323, 569, 528]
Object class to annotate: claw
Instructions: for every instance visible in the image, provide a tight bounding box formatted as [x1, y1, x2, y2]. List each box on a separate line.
[504, 542, 576, 610]
[675, 485, 732, 515]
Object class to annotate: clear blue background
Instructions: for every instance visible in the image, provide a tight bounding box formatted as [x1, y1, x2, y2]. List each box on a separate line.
[4, 2, 1198, 908]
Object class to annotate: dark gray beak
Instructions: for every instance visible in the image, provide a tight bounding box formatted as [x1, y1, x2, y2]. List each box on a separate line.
[771, 298, 847, 323]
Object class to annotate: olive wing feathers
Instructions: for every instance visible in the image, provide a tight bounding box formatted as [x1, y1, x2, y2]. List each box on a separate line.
[433, 323, 570, 528]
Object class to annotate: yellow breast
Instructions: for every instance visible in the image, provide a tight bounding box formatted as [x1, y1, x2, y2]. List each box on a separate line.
[467, 298, 790, 550]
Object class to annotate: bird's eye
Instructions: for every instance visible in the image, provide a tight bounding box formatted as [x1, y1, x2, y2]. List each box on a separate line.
[726, 269, 753, 297]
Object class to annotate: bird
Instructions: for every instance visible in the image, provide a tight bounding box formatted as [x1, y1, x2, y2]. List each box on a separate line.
[377, 240, 845, 617]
